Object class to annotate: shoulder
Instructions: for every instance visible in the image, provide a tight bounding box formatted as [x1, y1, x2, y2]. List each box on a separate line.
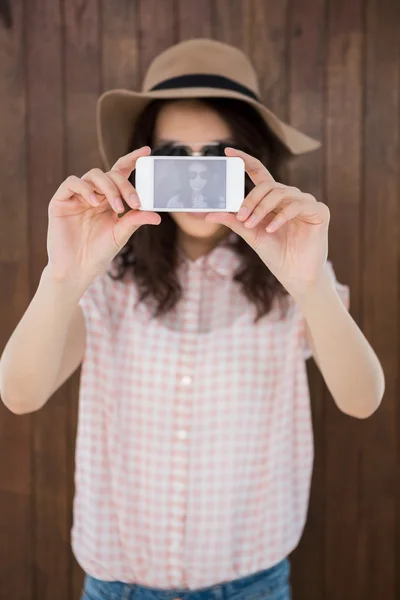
[167, 194, 182, 207]
[79, 265, 134, 324]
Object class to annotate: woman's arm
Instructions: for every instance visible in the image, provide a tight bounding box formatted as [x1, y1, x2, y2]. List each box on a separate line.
[0, 266, 86, 414]
[206, 148, 385, 420]
[297, 267, 384, 419]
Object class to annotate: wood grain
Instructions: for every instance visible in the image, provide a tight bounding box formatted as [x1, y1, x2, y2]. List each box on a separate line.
[137, 0, 178, 81]
[0, 0, 31, 570]
[247, 0, 288, 120]
[286, 1, 327, 598]
[325, 1, 364, 598]
[177, 0, 212, 39]
[64, 2, 101, 597]
[212, 0, 250, 49]
[360, 0, 399, 597]
[0, 3, 32, 596]
[102, 0, 140, 90]
[25, 0, 70, 598]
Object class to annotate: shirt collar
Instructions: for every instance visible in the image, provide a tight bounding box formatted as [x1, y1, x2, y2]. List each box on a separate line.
[180, 233, 241, 279]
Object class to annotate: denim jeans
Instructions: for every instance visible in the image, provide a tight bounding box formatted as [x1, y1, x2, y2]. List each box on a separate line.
[82, 558, 291, 600]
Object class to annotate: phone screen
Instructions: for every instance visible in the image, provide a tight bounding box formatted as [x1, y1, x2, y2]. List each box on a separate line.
[153, 158, 227, 210]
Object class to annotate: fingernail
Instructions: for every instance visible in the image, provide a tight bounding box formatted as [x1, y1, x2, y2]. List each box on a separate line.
[90, 193, 100, 206]
[115, 197, 124, 212]
[130, 194, 140, 207]
[267, 220, 278, 232]
[237, 206, 250, 220]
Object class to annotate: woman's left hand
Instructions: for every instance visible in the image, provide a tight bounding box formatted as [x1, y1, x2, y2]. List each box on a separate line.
[206, 147, 330, 295]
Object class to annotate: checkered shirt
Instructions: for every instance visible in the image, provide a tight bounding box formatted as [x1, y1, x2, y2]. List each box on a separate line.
[72, 238, 349, 590]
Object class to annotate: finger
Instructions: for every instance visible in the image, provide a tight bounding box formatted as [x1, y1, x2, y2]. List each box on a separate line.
[114, 210, 161, 248]
[243, 187, 300, 229]
[82, 169, 123, 213]
[225, 147, 275, 186]
[236, 181, 286, 222]
[107, 170, 141, 210]
[111, 146, 151, 179]
[267, 197, 325, 232]
[53, 176, 99, 207]
[266, 201, 303, 232]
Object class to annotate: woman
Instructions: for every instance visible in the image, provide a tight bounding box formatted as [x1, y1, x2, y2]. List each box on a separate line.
[163, 160, 225, 210]
[0, 39, 384, 600]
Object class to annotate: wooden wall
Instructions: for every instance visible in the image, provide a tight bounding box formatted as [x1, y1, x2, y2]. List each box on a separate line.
[0, 1, 399, 598]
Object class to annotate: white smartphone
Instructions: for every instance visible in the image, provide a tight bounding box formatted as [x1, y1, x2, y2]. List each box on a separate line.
[135, 156, 245, 212]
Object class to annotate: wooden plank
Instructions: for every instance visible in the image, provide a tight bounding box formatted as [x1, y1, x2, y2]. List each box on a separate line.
[324, 1, 364, 599]
[360, 0, 399, 597]
[247, 0, 288, 120]
[102, 0, 140, 90]
[64, 1, 101, 597]
[285, 1, 327, 598]
[212, 0, 249, 49]
[25, 1, 70, 598]
[137, 0, 178, 81]
[177, 0, 212, 39]
[0, 1, 32, 598]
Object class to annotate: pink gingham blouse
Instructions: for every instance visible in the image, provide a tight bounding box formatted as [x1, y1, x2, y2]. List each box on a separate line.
[73, 235, 349, 590]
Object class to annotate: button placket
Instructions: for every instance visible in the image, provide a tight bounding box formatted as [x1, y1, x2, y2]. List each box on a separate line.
[167, 266, 201, 589]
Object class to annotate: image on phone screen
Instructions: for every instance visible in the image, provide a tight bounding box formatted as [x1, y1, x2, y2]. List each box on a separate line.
[153, 159, 227, 209]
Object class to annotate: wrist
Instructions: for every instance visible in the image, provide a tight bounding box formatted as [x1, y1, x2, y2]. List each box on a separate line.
[40, 264, 90, 303]
[284, 265, 336, 309]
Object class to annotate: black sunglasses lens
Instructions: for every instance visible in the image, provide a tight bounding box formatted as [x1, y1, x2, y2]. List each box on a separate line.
[171, 145, 191, 156]
[153, 142, 233, 157]
[152, 144, 190, 156]
[203, 143, 228, 157]
[189, 169, 207, 180]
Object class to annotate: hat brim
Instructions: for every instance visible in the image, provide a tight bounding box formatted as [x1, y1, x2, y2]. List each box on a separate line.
[97, 87, 321, 170]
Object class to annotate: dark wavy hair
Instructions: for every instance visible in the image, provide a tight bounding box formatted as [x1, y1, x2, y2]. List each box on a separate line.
[110, 98, 289, 321]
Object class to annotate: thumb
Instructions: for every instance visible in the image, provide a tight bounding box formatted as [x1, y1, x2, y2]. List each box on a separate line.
[114, 210, 161, 248]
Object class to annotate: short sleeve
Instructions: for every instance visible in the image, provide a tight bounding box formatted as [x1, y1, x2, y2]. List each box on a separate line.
[79, 273, 112, 330]
[299, 261, 350, 360]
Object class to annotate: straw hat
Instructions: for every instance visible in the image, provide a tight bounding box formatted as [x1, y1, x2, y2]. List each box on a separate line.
[97, 38, 320, 170]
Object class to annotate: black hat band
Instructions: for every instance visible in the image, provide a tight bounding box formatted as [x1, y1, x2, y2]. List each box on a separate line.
[150, 74, 259, 101]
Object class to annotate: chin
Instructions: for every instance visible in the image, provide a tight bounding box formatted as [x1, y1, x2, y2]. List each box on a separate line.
[170, 212, 226, 239]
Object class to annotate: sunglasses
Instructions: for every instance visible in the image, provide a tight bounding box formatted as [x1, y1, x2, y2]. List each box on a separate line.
[188, 169, 207, 180]
[151, 141, 232, 157]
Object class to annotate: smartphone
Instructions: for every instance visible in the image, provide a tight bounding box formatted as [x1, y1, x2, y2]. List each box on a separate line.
[135, 156, 245, 212]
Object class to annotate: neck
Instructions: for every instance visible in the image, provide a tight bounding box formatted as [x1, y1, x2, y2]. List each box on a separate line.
[178, 229, 229, 261]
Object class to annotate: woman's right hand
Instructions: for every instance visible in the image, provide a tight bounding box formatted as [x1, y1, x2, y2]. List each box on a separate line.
[45, 146, 160, 289]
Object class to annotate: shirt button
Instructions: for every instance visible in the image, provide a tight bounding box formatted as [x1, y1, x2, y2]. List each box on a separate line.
[176, 430, 188, 440]
[180, 375, 192, 386]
